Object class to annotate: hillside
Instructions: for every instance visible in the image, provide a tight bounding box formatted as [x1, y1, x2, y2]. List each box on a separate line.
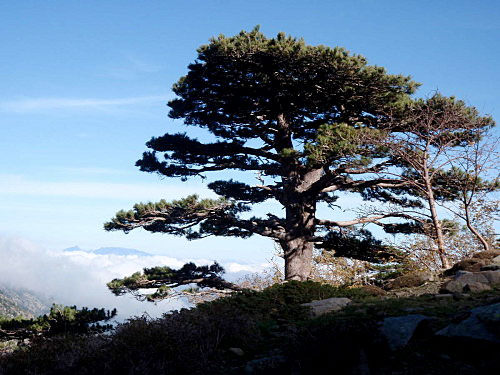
[0, 286, 52, 319]
[1, 283, 499, 374]
[1, 251, 499, 374]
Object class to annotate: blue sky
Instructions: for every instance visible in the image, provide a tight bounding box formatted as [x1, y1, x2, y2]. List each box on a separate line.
[1, 0, 499, 264]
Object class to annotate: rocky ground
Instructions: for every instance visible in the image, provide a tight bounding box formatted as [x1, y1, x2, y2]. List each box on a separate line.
[0, 286, 51, 319]
[235, 250, 500, 374]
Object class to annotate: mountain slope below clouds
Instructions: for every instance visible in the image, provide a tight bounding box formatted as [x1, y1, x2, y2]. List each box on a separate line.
[0, 286, 52, 319]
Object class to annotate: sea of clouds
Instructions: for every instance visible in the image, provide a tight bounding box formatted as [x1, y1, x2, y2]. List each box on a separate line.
[0, 236, 270, 321]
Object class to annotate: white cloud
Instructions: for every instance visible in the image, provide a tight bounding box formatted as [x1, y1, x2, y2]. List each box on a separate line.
[0, 95, 166, 113]
[0, 236, 270, 321]
[48, 167, 129, 176]
[225, 262, 270, 273]
[0, 174, 212, 200]
[0, 237, 186, 320]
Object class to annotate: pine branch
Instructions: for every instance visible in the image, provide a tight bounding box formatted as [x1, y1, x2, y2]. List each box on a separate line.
[107, 262, 243, 302]
[316, 212, 416, 228]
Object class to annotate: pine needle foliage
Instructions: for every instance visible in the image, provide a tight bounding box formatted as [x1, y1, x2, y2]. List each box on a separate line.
[107, 262, 239, 301]
[105, 26, 421, 280]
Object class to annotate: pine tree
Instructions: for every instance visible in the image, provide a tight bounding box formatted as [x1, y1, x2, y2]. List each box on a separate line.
[0, 305, 116, 340]
[105, 27, 420, 281]
[376, 95, 495, 268]
[438, 131, 499, 252]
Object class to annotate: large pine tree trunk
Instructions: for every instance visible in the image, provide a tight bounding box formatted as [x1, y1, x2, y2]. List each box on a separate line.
[281, 199, 316, 281]
[275, 113, 319, 281]
[282, 237, 314, 281]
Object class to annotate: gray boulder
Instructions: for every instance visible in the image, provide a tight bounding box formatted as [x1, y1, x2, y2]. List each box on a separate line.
[245, 355, 287, 374]
[443, 258, 490, 276]
[301, 297, 351, 317]
[440, 270, 500, 294]
[436, 302, 500, 343]
[379, 314, 432, 350]
[229, 347, 245, 356]
[463, 281, 492, 292]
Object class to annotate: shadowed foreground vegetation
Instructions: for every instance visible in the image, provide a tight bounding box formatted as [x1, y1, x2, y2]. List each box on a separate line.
[1, 281, 499, 374]
[0, 304, 116, 340]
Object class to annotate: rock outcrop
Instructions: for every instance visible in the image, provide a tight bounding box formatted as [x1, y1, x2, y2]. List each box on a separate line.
[301, 297, 351, 317]
[443, 250, 500, 276]
[440, 270, 500, 294]
[436, 302, 500, 343]
[379, 314, 432, 350]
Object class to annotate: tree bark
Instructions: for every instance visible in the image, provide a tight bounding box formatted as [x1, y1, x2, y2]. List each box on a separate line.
[427, 196, 450, 269]
[275, 113, 318, 281]
[423, 168, 450, 269]
[464, 207, 490, 251]
[282, 236, 314, 281]
[281, 199, 316, 281]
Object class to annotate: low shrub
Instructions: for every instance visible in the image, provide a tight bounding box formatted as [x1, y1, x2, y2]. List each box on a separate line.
[1, 281, 343, 374]
[6, 280, 475, 374]
[202, 280, 373, 322]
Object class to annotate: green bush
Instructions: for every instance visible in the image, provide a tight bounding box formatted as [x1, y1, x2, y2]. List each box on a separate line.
[202, 280, 372, 322]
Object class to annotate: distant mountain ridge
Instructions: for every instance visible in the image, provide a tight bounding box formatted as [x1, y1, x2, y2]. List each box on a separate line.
[63, 246, 151, 257]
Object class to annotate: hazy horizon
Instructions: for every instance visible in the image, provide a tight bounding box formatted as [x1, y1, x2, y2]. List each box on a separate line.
[0, 236, 272, 320]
